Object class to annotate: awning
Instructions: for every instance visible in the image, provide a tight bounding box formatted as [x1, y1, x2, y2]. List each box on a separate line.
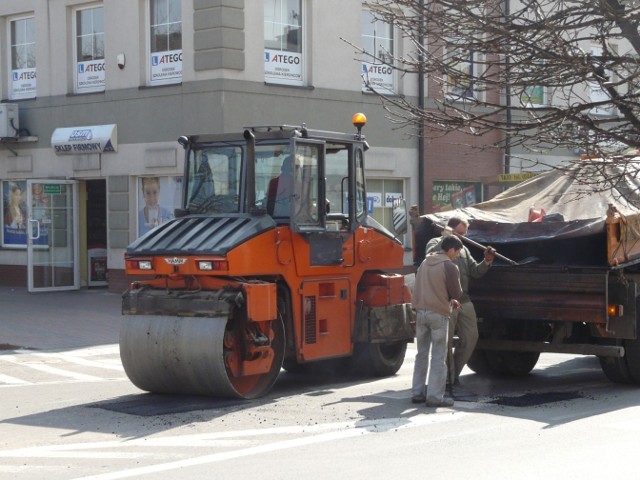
[51, 124, 117, 155]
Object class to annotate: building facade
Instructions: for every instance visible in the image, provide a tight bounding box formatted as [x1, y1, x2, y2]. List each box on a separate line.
[0, 0, 426, 292]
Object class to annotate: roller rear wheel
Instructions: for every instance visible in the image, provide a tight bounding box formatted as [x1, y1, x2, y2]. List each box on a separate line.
[120, 315, 285, 399]
[349, 342, 407, 376]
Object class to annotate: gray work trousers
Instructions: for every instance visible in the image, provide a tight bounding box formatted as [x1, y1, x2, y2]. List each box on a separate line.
[449, 301, 480, 380]
[411, 309, 449, 402]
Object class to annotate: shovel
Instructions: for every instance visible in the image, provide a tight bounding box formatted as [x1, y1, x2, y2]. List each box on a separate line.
[432, 221, 537, 266]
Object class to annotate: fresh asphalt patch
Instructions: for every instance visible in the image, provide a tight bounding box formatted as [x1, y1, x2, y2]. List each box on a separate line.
[0, 344, 31, 351]
[89, 393, 246, 416]
[488, 391, 583, 407]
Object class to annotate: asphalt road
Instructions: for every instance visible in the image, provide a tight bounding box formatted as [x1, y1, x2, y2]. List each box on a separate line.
[0, 287, 121, 350]
[1, 288, 640, 479]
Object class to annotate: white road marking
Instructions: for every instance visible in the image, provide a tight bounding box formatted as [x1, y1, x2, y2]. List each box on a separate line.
[26, 351, 124, 371]
[62, 345, 120, 357]
[0, 373, 30, 385]
[0, 378, 127, 388]
[0, 414, 466, 479]
[0, 345, 125, 386]
[69, 414, 465, 480]
[0, 355, 104, 381]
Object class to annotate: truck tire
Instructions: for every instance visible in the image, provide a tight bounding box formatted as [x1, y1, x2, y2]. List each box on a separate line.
[601, 297, 640, 385]
[467, 350, 539, 377]
[621, 297, 640, 384]
[624, 338, 640, 384]
[466, 349, 492, 375]
[350, 342, 407, 377]
[599, 353, 632, 384]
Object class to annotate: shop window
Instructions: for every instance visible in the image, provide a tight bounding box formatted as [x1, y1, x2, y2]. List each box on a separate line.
[589, 45, 616, 117]
[361, 9, 395, 95]
[148, 0, 182, 85]
[431, 180, 482, 212]
[137, 176, 182, 237]
[264, 0, 304, 86]
[521, 85, 546, 107]
[9, 15, 36, 100]
[2, 180, 28, 247]
[74, 5, 105, 94]
[367, 178, 404, 238]
[446, 39, 476, 101]
[518, 60, 547, 107]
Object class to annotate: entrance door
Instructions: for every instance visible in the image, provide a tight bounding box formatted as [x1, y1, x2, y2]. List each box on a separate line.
[27, 180, 79, 292]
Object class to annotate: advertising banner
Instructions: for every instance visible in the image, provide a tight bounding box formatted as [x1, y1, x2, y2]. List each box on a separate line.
[11, 68, 36, 100]
[138, 176, 183, 236]
[361, 62, 394, 94]
[2, 180, 49, 248]
[432, 181, 482, 212]
[150, 49, 182, 83]
[265, 49, 303, 85]
[77, 59, 105, 92]
[51, 124, 117, 155]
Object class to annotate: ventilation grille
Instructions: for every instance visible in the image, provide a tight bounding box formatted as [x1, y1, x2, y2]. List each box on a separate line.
[304, 296, 317, 344]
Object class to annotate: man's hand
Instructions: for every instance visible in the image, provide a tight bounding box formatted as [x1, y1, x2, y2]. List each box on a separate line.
[451, 299, 462, 310]
[442, 226, 453, 236]
[484, 246, 496, 263]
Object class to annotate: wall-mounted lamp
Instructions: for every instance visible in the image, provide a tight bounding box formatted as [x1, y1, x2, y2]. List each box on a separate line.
[117, 53, 126, 70]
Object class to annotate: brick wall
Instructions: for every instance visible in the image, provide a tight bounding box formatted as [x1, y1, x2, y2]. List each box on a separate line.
[423, 124, 503, 213]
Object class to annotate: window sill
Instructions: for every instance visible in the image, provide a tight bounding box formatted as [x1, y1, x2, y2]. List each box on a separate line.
[66, 91, 106, 98]
[139, 82, 183, 90]
[362, 89, 398, 97]
[264, 82, 314, 91]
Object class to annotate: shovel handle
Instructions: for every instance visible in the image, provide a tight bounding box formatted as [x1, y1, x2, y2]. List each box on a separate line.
[432, 222, 519, 266]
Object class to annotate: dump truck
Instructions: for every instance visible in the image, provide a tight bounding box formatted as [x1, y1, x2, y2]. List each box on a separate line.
[119, 114, 415, 399]
[412, 158, 640, 385]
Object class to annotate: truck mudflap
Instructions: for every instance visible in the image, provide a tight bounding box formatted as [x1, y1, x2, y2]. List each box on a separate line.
[353, 303, 416, 343]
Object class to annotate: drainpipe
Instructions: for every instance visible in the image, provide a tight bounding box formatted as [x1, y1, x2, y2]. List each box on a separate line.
[418, 0, 426, 212]
[504, 0, 511, 175]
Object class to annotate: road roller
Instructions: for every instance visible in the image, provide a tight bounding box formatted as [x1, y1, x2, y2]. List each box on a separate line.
[120, 114, 415, 399]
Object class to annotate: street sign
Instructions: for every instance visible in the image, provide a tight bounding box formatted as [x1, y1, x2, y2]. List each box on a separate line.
[43, 184, 61, 194]
[497, 172, 537, 182]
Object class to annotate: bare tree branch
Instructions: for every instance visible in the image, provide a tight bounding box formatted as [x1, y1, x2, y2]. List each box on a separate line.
[355, 0, 640, 191]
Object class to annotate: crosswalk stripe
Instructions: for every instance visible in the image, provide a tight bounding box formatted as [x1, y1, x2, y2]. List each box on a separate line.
[0, 373, 31, 385]
[0, 355, 103, 381]
[27, 351, 124, 372]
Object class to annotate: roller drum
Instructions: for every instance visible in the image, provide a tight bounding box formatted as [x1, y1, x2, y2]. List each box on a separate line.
[120, 315, 240, 398]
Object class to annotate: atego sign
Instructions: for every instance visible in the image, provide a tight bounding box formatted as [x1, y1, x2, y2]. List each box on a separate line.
[51, 124, 117, 155]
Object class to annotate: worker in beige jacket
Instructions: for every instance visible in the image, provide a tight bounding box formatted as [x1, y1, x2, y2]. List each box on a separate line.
[411, 235, 464, 408]
[426, 216, 495, 385]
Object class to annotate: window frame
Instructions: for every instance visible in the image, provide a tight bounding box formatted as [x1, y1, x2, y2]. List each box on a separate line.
[361, 9, 396, 95]
[8, 14, 36, 101]
[520, 84, 547, 108]
[445, 39, 476, 102]
[291, 139, 325, 233]
[147, 0, 183, 86]
[588, 45, 616, 117]
[264, 0, 305, 87]
[367, 177, 405, 241]
[73, 4, 105, 94]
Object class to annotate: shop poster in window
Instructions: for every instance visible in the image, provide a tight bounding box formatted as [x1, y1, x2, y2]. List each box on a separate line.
[138, 176, 182, 236]
[431, 181, 482, 213]
[2, 180, 28, 247]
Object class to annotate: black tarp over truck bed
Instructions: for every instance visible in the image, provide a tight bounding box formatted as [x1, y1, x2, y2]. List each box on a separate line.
[411, 159, 640, 383]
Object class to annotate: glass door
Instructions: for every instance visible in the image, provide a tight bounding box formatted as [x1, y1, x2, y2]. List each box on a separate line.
[27, 180, 79, 292]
